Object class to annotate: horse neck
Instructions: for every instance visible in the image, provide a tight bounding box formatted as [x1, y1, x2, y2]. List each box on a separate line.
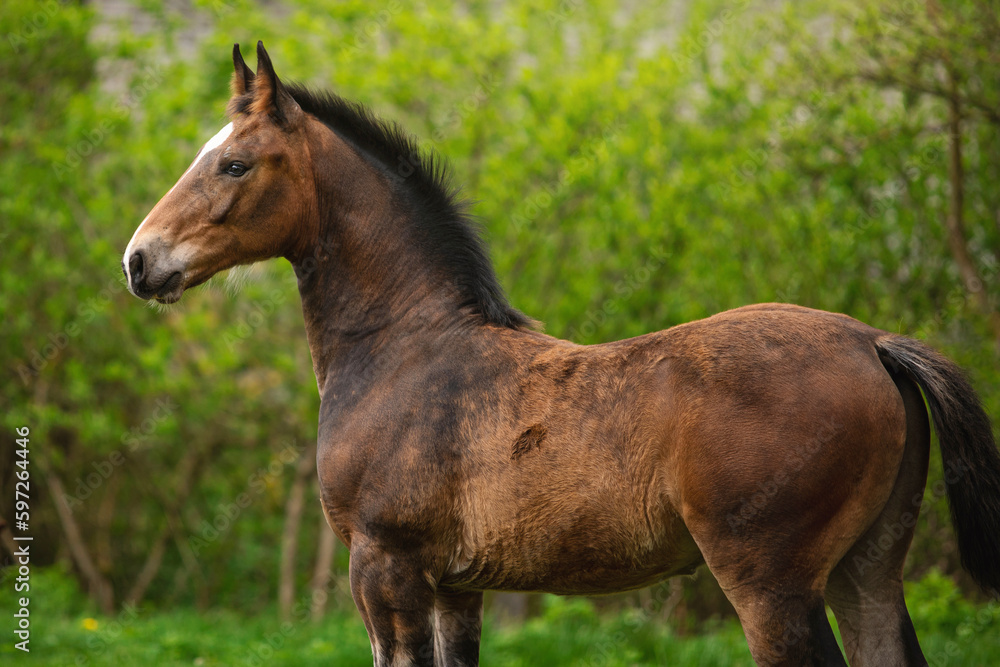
[289, 118, 476, 396]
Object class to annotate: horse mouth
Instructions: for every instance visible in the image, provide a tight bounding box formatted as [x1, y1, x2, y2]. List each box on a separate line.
[151, 272, 185, 304]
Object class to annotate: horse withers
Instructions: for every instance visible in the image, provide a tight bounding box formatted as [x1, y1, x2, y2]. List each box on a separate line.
[123, 42, 1000, 666]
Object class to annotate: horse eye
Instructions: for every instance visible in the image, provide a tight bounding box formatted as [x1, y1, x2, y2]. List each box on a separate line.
[226, 162, 247, 177]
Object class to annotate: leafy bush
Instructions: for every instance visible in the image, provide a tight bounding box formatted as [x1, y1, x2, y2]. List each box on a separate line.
[2, 0, 999, 638]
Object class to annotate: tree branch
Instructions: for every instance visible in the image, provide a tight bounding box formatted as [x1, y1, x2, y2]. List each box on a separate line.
[309, 494, 338, 622]
[46, 473, 115, 614]
[856, 69, 1000, 126]
[0, 513, 19, 563]
[278, 443, 317, 621]
[942, 65, 1000, 342]
[125, 526, 168, 607]
[123, 442, 216, 607]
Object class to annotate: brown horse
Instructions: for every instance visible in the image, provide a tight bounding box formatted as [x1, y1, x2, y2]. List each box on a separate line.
[123, 42, 1000, 666]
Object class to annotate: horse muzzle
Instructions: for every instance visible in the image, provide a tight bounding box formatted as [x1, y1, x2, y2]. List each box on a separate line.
[123, 245, 186, 303]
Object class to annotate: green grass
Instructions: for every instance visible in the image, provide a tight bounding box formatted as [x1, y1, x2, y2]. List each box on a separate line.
[3, 568, 998, 666]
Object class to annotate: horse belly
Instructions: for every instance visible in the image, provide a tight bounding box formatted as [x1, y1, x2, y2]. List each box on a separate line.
[444, 504, 703, 595]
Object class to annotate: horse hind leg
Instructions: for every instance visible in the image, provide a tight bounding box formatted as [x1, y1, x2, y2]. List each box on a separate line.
[688, 496, 851, 665]
[826, 372, 930, 667]
[681, 382, 917, 663]
[715, 581, 846, 666]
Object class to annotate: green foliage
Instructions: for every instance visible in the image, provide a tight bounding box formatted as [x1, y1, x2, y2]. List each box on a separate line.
[487, 596, 752, 666]
[904, 571, 1000, 665]
[2, 0, 1000, 654]
[2, 569, 998, 665]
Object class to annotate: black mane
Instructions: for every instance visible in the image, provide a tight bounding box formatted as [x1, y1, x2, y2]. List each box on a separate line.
[237, 84, 531, 331]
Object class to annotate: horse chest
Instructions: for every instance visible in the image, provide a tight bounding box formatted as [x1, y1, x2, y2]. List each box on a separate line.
[315, 418, 466, 546]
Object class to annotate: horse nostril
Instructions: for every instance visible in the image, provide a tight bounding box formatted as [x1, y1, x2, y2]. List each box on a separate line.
[129, 251, 145, 284]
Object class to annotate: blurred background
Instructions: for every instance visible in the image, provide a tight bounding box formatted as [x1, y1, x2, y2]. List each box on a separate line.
[2, 0, 999, 664]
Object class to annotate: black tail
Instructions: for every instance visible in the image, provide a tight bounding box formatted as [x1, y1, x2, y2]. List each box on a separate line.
[876, 335, 1000, 597]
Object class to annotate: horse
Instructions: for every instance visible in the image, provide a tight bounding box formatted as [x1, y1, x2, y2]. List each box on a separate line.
[122, 42, 1000, 666]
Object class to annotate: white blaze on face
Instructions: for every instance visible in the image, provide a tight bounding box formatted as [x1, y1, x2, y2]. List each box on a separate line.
[123, 122, 235, 287]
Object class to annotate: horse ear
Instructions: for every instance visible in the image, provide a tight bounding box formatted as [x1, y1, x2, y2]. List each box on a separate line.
[231, 43, 255, 96]
[251, 41, 301, 127]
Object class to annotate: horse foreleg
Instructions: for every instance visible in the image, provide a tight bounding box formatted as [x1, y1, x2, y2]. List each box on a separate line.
[349, 539, 438, 667]
[432, 588, 483, 667]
